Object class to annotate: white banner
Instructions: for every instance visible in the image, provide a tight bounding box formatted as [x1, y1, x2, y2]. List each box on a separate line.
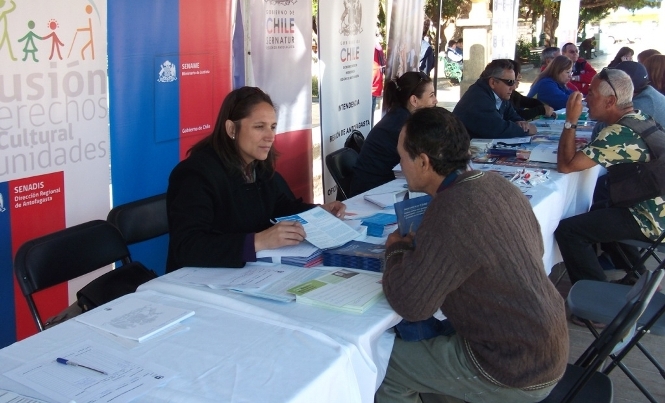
[556, 0, 580, 47]
[248, 0, 311, 134]
[319, 0, 379, 202]
[0, 0, 110, 226]
[491, 0, 519, 59]
[385, 0, 423, 84]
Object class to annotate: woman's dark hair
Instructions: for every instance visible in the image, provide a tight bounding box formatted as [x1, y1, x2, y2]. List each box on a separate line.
[511, 59, 521, 76]
[608, 47, 634, 68]
[402, 107, 470, 176]
[383, 71, 432, 110]
[189, 86, 277, 176]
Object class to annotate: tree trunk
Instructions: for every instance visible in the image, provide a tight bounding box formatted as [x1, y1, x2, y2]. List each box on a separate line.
[542, 6, 559, 47]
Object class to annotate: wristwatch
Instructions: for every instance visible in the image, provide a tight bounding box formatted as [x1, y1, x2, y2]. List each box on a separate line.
[564, 121, 577, 129]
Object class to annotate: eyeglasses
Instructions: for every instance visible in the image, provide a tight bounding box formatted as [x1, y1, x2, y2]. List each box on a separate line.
[492, 77, 516, 87]
[598, 68, 618, 98]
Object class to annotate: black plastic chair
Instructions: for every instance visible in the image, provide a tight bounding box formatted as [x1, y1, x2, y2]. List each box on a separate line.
[567, 265, 665, 403]
[325, 147, 358, 201]
[539, 268, 664, 403]
[107, 193, 168, 247]
[13, 220, 133, 331]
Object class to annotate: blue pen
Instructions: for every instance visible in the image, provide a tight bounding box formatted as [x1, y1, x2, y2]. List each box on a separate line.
[57, 357, 108, 375]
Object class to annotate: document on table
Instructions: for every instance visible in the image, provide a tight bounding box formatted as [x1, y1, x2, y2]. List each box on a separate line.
[4, 341, 174, 403]
[275, 206, 361, 249]
[75, 297, 194, 342]
[256, 241, 319, 258]
[162, 265, 331, 302]
[0, 390, 47, 403]
[288, 269, 384, 314]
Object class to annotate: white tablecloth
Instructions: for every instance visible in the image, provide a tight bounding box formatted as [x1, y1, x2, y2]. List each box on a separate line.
[0, 290, 365, 403]
[138, 274, 402, 403]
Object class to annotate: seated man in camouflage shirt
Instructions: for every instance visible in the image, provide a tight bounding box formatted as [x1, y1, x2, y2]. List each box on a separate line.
[555, 69, 665, 285]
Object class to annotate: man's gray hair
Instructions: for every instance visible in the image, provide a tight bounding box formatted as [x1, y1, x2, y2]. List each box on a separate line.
[479, 59, 514, 80]
[541, 47, 559, 64]
[597, 69, 633, 109]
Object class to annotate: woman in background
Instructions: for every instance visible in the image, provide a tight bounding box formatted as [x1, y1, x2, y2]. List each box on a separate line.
[167, 87, 344, 272]
[607, 47, 634, 68]
[527, 55, 574, 111]
[643, 54, 665, 96]
[350, 71, 438, 196]
[509, 60, 555, 120]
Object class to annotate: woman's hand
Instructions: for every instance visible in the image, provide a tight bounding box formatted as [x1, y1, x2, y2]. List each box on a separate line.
[255, 221, 306, 251]
[321, 201, 346, 218]
[544, 104, 555, 118]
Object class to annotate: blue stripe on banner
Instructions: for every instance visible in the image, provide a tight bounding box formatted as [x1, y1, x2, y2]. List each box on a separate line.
[108, 0, 180, 203]
[232, 0, 245, 89]
[0, 181, 16, 348]
[108, 1, 181, 274]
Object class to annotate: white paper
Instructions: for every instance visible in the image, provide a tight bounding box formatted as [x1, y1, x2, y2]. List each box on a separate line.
[163, 265, 291, 289]
[231, 267, 330, 302]
[256, 241, 319, 258]
[0, 390, 47, 403]
[75, 297, 194, 342]
[302, 270, 383, 308]
[491, 136, 531, 145]
[4, 341, 174, 403]
[363, 191, 407, 208]
[529, 144, 559, 163]
[276, 206, 361, 249]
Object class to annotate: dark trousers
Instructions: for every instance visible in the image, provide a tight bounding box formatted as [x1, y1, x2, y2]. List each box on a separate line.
[555, 207, 649, 284]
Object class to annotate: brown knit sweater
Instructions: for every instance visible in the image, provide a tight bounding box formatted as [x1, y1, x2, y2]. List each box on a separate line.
[383, 171, 568, 389]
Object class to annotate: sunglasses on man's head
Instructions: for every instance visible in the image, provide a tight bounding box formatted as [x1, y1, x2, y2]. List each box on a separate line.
[492, 77, 516, 87]
[598, 68, 618, 98]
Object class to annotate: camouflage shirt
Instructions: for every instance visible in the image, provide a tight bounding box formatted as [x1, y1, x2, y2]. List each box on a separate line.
[582, 111, 665, 240]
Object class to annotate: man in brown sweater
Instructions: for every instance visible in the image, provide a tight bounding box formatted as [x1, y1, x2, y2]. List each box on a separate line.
[376, 107, 569, 403]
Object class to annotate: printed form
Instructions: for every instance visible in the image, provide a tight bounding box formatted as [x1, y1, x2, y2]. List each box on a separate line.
[4, 341, 174, 403]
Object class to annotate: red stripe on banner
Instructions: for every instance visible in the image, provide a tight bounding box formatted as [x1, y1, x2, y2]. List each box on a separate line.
[10, 172, 66, 340]
[275, 129, 313, 203]
[178, 0, 233, 161]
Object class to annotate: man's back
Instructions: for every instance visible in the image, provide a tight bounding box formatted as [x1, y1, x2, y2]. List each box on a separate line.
[383, 171, 568, 388]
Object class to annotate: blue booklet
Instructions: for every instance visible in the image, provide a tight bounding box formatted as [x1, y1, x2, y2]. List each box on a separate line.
[394, 194, 432, 236]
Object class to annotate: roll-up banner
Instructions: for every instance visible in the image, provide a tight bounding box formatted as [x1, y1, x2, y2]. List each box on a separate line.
[108, 0, 233, 275]
[556, 0, 580, 47]
[384, 0, 424, 87]
[0, 0, 109, 346]
[248, 0, 313, 201]
[491, 0, 519, 59]
[319, 0, 379, 203]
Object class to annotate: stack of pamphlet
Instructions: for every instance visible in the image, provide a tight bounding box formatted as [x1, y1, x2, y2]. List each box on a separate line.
[360, 213, 397, 237]
[280, 249, 323, 267]
[322, 241, 385, 272]
[287, 269, 384, 314]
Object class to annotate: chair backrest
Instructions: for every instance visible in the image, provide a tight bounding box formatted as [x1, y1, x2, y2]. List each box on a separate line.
[344, 130, 365, 154]
[107, 193, 168, 245]
[563, 268, 664, 402]
[14, 220, 131, 331]
[325, 147, 358, 201]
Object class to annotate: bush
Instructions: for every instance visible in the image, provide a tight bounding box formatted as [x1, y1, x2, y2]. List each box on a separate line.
[515, 38, 531, 61]
[312, 75, 319, 98]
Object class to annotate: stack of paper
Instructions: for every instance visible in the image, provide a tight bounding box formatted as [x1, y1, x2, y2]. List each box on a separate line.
[287, 269, 384, 314]
[323, 241, 385, 272]
[75, 297, 194, 342]
[363, 190, 406, 208]
[257, 242, 323, 267]
[360, 213, 397, 237]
